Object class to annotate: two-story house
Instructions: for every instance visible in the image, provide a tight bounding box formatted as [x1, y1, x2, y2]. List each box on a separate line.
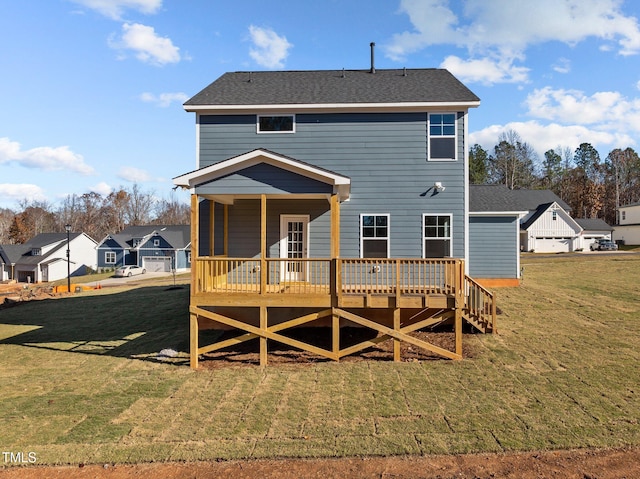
[173, 66, 496, 367]
[1, 232, 97, 283]
[96, 225, 191, 272]
[613, 202, 640, 245]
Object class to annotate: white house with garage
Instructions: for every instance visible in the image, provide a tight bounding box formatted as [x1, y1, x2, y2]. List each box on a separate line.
[472, 186, 612, 253]
[96, 225, 191, 273]
[0, 232, 97, 283]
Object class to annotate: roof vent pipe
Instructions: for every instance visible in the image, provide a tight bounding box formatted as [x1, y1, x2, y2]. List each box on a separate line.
[370, 42, 375, 74]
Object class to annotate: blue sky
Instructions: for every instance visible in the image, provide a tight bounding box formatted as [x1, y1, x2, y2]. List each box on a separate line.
[2, 0, 640, 209]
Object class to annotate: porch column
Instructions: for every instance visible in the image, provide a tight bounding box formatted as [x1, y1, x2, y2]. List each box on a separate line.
[330, 194, 340, 258]
[223, 204, 229, 256]
[209, 199, 215, 256]
[190, 194, 199, 294]
[190, 194, 200, 369]
[260, 194, 267, 294]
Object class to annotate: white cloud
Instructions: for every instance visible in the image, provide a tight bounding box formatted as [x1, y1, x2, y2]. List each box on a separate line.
[116, 167, 165, 184]
[118, 166, 152, 182]
[70, 0, 162, 20]
[88, 181, 113, 196]
[109, 23, 181, 66]
[441, 55, 529, 85]
[0, 137, 94, 175]
[248, 25, 292, 69]
[470, 121, 634, 159]
[140, 91, 188, 107]
[552, 58, 571, 74]
[385, 0, 640, 84]
[0, 184, 47, 202]
[524, 87, 640, 128]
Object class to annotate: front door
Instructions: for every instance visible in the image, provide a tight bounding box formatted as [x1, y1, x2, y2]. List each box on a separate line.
[280, 215, 309, 281]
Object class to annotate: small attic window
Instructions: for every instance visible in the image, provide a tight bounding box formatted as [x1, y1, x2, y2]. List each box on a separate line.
[31, 248, 41, 256]
[257, 115, 295, 133]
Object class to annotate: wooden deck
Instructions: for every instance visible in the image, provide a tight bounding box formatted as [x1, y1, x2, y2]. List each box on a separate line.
[188, 257, 496, 368]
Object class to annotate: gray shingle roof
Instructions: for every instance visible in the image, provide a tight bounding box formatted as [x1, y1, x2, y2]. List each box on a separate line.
[574, 217, 612, 231]
[185, 69, 480, 107]
[117, 225, 191, 249]
[470, 185, 571, 213]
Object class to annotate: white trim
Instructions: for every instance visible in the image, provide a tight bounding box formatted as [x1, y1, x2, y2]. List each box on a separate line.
[184, 102, 480, 114]
[428, 112, 457, 162]
[173, 148, 351, 201]
[257, 114, 296, 134]
[105, 251, 116, 264]
[195, 114, 201, 170]
[463, 111, 469, 274]
[422, 213, 453, 258]
[360, 213, 390, 258]
[470, 211, 528, 216]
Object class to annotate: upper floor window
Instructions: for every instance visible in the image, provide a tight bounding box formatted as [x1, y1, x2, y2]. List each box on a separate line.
[552, 211, 557, 221]
[31, 248, 41, 256]
[153, 239, 160, 247]
[360, 214, 389, 258]
[257, 115, 295, 133]
[423, 214, 452, 258]
[622, 211, 626, 221]
[428, 113, 456, 161]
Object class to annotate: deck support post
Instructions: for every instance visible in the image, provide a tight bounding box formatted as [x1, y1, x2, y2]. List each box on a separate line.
[455, 260, 464, 357]
[260, 305, 268, 366]
[393, 308, 401, 362]
[332, 310, 340, 359]
[190, 311, 199, 369]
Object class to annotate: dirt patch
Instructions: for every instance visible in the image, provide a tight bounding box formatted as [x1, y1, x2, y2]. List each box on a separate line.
[1, 448, 639, 478]
[198, 327, 477, 368]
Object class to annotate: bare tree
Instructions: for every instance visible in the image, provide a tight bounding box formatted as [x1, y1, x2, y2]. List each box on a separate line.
[154, 192, 190, 225]
[125, 184, 154, 226]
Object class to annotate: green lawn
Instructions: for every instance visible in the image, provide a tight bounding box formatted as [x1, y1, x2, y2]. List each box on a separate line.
[0, 255, 639, 466]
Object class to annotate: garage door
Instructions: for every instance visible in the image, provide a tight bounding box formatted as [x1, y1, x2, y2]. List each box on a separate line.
[142, 256, 171, 272]
[535, 237, 571, 253]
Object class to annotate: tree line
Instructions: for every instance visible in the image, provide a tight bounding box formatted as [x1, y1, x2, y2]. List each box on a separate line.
[470, 130, 640, 225]
[0, 184, 190, 245]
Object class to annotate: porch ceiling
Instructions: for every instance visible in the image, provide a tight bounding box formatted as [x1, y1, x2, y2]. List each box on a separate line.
[173, 148, 351, 201]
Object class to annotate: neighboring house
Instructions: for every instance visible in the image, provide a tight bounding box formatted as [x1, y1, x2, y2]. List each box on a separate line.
[96, 225, 191, 273]
[1, 233, 97, 283]
[471, 185, 612, 254]
[0, 244, 30, 282]
[613, 203, 640, 245]
[173, 64, 502, 368]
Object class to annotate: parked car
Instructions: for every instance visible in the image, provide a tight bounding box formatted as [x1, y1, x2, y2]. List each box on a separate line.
[590, 239, 618, 251]
[114, 265, 146, 277]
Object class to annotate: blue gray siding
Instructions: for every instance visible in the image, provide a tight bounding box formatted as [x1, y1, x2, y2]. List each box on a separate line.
[198, 112, 467, 259]
[469, 216, 518, 278]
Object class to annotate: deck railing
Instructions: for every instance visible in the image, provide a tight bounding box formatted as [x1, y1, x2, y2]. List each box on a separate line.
[194, 257, 462, 296]
[463, 275, 496, 332]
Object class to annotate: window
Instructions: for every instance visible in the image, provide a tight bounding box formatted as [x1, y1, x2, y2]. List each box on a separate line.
[622, 211, 626, 221]
[31, 248, 41, 256]
[360, 214, 389, 258]
[428, 113, 456, 161]
[257, 115, 295, 133]
[153, 239, 160, 247]
[105, 251, 116, 264]
[423, 214, 452, 258]
[552, 211, 557, 221]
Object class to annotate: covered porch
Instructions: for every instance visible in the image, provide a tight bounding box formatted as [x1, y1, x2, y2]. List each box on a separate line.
[174, 149, 495, 368]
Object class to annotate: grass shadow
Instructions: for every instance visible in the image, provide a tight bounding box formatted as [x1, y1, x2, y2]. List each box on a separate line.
[0, 286, 191, 364]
